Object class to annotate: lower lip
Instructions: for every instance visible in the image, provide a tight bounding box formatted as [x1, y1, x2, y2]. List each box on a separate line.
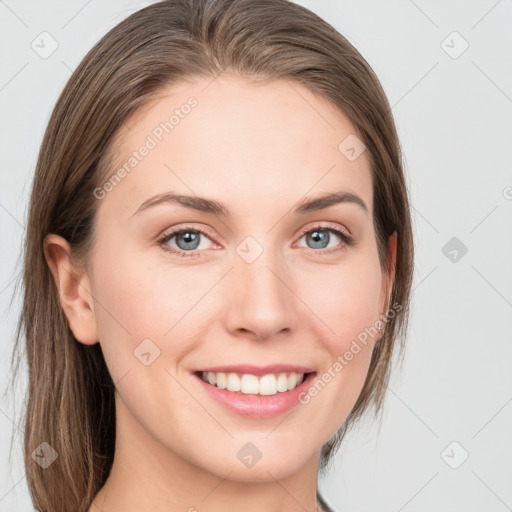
[193, 372, 317, 419]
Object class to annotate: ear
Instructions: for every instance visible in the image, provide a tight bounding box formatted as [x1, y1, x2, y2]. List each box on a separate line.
[43, 234, 99, 345]
[379, 231, 397, 317]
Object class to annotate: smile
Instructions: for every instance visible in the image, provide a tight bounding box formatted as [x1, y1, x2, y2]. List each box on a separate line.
[193, 367, 317, 419]
[199, 371, 306, 395]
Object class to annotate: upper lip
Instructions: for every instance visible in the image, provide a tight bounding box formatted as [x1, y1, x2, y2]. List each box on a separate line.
[195, 364, 315, 376]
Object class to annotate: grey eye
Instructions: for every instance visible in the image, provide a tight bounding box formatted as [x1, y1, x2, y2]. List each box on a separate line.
[174, 231, 202, 250]
[305, 229, 331, 249]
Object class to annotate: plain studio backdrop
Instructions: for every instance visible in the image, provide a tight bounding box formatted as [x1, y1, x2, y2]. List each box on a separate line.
[1, 1, 511, 511]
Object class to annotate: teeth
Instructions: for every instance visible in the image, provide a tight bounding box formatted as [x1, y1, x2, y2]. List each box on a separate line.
[200, 371, 306, 395]
[227, 372, 241, 392]
[276, 373, 288, 392]
[241, 374, 259, 394]
[216, 372, 227, 389]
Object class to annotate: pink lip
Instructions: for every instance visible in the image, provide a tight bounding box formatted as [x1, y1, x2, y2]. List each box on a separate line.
[193, 371, 317, 419]
[195, 364, 315, 376]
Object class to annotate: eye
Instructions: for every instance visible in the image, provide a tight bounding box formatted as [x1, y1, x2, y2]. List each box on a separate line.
[295, 224, 354, 255]
[157, 226, 218, 258]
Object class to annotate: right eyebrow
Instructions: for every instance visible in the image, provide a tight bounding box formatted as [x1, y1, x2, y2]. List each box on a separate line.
[132, 192, 231, 217]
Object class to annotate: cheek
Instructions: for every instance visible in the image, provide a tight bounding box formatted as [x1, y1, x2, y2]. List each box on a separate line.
[296, 254, 383, 350]
[89, 247, 217, 376]
[293, 259, 382, 438]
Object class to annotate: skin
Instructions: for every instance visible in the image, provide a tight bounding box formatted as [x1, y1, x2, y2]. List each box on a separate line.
[44, 74, 396, 512]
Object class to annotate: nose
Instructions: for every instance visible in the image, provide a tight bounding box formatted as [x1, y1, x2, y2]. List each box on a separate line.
[224, 249, 297, 341]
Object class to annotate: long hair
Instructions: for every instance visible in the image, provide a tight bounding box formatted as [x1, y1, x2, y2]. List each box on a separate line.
[9, 1, 414, 510]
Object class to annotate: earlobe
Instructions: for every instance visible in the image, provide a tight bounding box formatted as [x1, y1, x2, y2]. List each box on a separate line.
[43, 234, 99, 345]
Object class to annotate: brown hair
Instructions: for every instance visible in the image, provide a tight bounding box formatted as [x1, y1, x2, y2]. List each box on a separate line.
[9, 0, 414, 510]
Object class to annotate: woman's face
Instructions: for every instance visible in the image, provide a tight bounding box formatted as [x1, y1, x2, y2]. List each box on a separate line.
[69, 75, 395, 482]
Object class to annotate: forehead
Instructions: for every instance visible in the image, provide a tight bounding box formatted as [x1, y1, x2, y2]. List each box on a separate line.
[97, 74, 373, 220]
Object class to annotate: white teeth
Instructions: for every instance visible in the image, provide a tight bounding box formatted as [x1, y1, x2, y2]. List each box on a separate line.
[287, 372, 297, 389]
[276, 373, 288, 392]
[240, 374, 259, 394]
[216, 372, 227, 389]
[259, 374, 277, 395]
[200, 371, 307, 395]
[227, 372, 241, 392]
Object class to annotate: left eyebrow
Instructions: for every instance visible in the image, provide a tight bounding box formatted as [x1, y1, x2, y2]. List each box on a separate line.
[131, 189, 369, 217]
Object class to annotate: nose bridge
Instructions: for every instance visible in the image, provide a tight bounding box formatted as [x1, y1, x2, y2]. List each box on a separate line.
[225, 237, 296, 339]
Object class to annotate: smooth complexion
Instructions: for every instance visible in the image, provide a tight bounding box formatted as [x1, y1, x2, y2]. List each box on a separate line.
[44, 74, 396, 512]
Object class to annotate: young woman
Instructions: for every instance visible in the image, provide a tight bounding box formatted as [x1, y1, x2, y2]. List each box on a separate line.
[13, 1, 414, 510]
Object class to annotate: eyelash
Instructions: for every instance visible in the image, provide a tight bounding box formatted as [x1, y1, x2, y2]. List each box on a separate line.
[157, 223, 354, 259]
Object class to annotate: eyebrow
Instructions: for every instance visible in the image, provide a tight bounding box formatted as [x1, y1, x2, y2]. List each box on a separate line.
[132, 189, 369, 217]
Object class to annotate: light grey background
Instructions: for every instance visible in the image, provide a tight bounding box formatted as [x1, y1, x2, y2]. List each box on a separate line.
[1, 1, 511, 511]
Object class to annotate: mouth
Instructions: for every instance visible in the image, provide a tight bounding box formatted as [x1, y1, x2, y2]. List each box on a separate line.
[193, 369, 317, 418]
[194, 370, 315, 396]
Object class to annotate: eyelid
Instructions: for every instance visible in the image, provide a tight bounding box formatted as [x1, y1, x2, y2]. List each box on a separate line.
[297, 221, 351, 239]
